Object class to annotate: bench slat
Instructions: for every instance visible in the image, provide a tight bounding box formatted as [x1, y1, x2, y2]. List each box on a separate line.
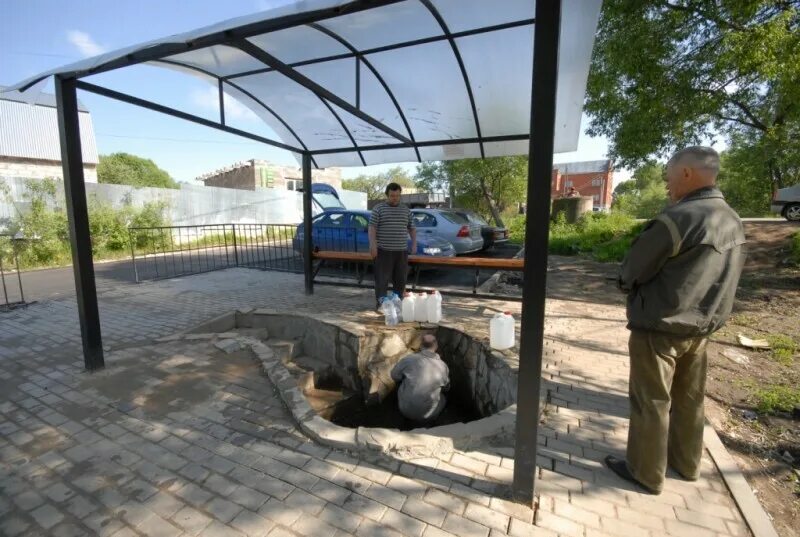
[312, 250, 523, 270]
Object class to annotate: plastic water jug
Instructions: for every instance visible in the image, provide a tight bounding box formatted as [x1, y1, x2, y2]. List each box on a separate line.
[426, 290, 442, 323]
[401, 292, 415, 323]
[414, 292, 428, 322]
[490, 312, 515, 350]
[382, 292, 399, 326]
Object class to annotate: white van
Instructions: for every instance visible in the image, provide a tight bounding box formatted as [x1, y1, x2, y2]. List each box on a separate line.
[771, 184, 800, 221]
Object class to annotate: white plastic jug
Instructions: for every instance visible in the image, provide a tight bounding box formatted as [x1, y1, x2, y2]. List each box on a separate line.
[490, 312, 515, 350]
[382, 291, 399, 326]
[414, 292, 428, 322]
[401, 292, 415, 323]
[426, 290, 442, 323]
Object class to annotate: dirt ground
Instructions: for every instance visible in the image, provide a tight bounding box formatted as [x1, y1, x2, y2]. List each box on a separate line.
[497, 221, 800, 536]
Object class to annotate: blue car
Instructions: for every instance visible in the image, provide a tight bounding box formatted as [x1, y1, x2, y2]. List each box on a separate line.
[294, 209, 455, 257]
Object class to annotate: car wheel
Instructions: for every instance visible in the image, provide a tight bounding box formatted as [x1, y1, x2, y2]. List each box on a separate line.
[785, 203, 800, 221]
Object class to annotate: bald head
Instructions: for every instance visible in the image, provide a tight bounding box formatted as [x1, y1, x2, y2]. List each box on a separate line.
[421, 334, 438, 352]
[665, 146, 720, 202]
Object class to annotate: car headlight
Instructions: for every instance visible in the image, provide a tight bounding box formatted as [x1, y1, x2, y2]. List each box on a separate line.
[423, 247, 441, 255]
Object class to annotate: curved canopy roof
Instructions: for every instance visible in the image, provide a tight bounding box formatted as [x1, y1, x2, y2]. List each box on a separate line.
[5, 0, 602, 168]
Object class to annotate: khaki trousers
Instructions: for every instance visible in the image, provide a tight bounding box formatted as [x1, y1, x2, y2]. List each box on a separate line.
[626, 330, 708, 492]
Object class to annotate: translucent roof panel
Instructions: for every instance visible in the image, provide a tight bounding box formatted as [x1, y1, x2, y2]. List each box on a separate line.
[5, 0, 603, 168]
[317, 1, 442, 51]
[246, 25, 349, 65]
[430, 0, 534, 33]
[366, 41, 477, 142]
[234, 71, 353, 151]
[456, 26, 534, 138]
[164, 46, 266, 78]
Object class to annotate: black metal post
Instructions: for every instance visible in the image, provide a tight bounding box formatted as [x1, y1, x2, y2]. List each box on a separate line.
[512, 0, 561, 504]
[55, 76, 104, 371]
[302, 153, 314, 294]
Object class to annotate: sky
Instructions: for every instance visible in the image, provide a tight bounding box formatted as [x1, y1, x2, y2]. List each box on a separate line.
[1, 0, 627, 186]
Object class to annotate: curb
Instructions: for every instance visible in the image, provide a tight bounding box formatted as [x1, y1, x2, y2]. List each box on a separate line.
[703, 424, 780, 537]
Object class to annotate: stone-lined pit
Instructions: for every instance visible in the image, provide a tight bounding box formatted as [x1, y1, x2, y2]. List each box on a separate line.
[185, 308, 523, 457]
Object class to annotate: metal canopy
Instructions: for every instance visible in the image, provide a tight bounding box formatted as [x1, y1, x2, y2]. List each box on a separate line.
[6, 0, 601, 168]
[4, 0, 602, 505]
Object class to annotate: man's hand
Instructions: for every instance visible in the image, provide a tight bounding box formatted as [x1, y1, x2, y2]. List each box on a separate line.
[410, 242, 417, 255]
[370, 244, 378, 259]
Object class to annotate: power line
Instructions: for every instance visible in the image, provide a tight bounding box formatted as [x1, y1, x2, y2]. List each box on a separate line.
[1, 50, 78, 59]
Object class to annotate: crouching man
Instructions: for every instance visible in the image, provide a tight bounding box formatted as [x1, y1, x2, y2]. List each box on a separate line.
[391, 334, 450, 425]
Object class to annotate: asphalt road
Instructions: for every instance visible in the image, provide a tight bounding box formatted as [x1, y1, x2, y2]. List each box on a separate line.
[8, 243, 521, 304]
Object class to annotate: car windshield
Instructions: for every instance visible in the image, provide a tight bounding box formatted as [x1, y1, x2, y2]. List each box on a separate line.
[314, 192, 344, 209]
[438, 211, 470, 225]
[464, 212, 489, 225]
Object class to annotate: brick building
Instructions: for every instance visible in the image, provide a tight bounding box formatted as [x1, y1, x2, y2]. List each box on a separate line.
[551, 159, 613, 210]
[199, 159, 342, 192]
[0, 87, 99, 182]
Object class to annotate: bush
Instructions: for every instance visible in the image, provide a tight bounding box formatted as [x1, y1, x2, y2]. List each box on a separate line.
[755, 385, 800, 414]
[791, 230, 800, 266]
[510, 211, 642, 262]
[7, 180, 170, 268]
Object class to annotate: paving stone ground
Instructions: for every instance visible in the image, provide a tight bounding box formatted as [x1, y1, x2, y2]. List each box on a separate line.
[0, 268, 753, 536]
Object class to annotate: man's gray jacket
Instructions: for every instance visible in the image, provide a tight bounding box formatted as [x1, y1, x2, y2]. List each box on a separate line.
[390, 350, 449, 422]
[619, 187, 746, 337]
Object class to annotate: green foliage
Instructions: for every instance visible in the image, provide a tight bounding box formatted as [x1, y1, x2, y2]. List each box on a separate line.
[98, 152, 178, 189]
[415, 157, 527, 227]
[766, 334, 797, 366]
[508, 211, 642, 262]
[612, 161, 669, 219]
[586, 1, 800, 192]
[7, 179, 169, 268]
[755, 385, 800, 414]
[342, 166, 415, 200]
[791, 230, 800, 266]
[716, 139, 775, 217]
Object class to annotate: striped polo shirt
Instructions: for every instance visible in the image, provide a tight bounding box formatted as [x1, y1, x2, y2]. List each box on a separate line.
[369, 202, 415, 251]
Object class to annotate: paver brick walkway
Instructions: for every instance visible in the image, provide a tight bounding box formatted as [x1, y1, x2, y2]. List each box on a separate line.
[1, 268, 752, 536]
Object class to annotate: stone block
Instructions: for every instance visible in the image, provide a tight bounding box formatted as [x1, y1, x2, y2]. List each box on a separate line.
[300, 415, 357, 450]
[214, 339, 242, 354]
[188, 312, 236, 333]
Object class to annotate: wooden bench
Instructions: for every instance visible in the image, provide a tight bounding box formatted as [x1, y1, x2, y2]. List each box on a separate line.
[312, 250, 524, 295]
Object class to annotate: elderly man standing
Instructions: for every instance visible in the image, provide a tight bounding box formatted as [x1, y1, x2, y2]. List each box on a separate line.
[606, 146, 745, 495]
[369, 182, 416, 309]
[391, 334, 450, 425]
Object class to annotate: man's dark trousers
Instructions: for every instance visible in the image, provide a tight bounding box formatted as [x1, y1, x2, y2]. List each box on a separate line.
[375, 248, 408, 305]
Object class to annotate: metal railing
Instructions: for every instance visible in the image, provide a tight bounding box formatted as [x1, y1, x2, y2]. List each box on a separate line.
[128, 223, 304, 282]
[128, 223, 372, 283]
[0, 234, 27, 311]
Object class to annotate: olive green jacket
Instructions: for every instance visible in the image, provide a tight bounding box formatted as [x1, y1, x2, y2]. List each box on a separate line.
[619, 187, 746, 337]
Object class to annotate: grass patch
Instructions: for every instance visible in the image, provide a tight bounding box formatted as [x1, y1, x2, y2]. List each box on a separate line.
[766, 334, 797, 366]
[791, 230, 800, 266]
[754, 385, 800, 414]
[509, 211, 643, 263]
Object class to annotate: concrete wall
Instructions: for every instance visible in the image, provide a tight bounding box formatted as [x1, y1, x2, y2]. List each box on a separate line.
[201, 159, 343, 192]
[0, 176, 367, 228]
[0, 157, 97, 183]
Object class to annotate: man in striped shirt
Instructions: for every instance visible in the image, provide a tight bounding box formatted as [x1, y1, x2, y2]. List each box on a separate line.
[369, 183, 416, 308]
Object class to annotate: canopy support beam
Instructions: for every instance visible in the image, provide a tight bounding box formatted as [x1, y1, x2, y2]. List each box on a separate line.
[74, 81, 304, 154]
[419, 0, 485, 158]
[513, 0, 562, 505]
[55, 76, 104, 372]
[302, 153, 314, 295]
[308, 23, 422, 163]
[311, 133, 528, 155]
[234, 39, 413, 145]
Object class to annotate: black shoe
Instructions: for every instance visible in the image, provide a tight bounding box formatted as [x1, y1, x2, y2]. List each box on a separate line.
[604, 455, 661, 495]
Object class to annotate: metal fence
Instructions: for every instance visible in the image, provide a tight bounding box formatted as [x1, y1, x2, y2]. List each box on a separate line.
[129, 223, 376, 283]
[0, 234, 27, 311]
[128, 223, 305, 282]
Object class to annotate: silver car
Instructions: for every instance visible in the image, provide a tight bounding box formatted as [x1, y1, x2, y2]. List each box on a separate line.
[411, 209, 484, 254]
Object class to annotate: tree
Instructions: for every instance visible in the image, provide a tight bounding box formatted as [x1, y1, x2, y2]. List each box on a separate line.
[341, 166, 415, 200]
[717, 138, 774, 217]
[97, 153, 178, 189]
[586, 1, 800, 193]
[415, 157, 527, 227]
[612, 161, 669, 219]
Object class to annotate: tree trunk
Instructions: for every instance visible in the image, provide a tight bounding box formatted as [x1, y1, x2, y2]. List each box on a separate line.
[479, 177, 505, 227]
